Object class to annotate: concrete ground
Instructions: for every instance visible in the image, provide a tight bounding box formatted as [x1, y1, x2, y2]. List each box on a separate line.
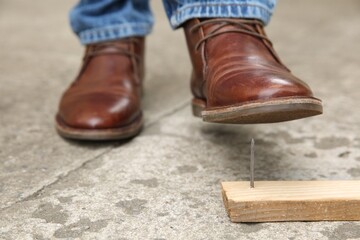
[1, 0, 360, 239]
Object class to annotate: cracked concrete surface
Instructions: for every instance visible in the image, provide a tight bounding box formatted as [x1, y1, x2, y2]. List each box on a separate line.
[1, 0, 360, 239]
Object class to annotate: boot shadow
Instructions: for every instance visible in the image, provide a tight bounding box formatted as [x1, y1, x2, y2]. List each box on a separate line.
[198, 123, 287, 181]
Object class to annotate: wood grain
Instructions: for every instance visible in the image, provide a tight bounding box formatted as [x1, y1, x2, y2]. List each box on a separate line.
[221, 181, 360, 222]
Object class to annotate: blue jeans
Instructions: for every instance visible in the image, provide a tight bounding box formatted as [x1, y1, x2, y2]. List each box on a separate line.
[70, 0, 277, 45]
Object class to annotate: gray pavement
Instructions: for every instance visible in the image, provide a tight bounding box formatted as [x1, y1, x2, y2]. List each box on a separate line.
[1, 0, 360, 239]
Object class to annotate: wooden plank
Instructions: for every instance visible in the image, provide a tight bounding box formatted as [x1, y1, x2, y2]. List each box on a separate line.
[221, 181, 360, 222]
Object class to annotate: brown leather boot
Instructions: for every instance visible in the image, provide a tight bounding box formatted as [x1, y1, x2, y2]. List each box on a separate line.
[184, 18, 323, 124]
[56, 38, 145, 140]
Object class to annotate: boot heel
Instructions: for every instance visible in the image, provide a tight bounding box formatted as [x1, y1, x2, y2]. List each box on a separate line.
[191, 98, 206, 118]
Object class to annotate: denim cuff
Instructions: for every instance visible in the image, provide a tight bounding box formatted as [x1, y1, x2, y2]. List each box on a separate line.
[78, 23, 153, 45]
[168, 2, 274, 29]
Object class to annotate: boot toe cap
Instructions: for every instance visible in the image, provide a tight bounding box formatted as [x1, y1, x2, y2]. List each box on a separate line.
[58, 93, 140, 129]
[208, 69, 314, 107]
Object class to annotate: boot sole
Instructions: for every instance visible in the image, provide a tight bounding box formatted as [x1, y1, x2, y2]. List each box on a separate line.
[55, 114, 143, 141]
[192, 97, 323, 124]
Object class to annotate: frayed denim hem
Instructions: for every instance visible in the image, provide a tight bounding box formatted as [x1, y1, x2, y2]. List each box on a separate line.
[169, 3, 273, 29]
[78, 23, 153, 45]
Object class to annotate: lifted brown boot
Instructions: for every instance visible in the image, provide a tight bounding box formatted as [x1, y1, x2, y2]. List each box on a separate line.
[184, 18, 322, 124]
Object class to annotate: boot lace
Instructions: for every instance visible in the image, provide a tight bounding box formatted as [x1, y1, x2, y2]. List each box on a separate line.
[190, 18, 287, 69]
